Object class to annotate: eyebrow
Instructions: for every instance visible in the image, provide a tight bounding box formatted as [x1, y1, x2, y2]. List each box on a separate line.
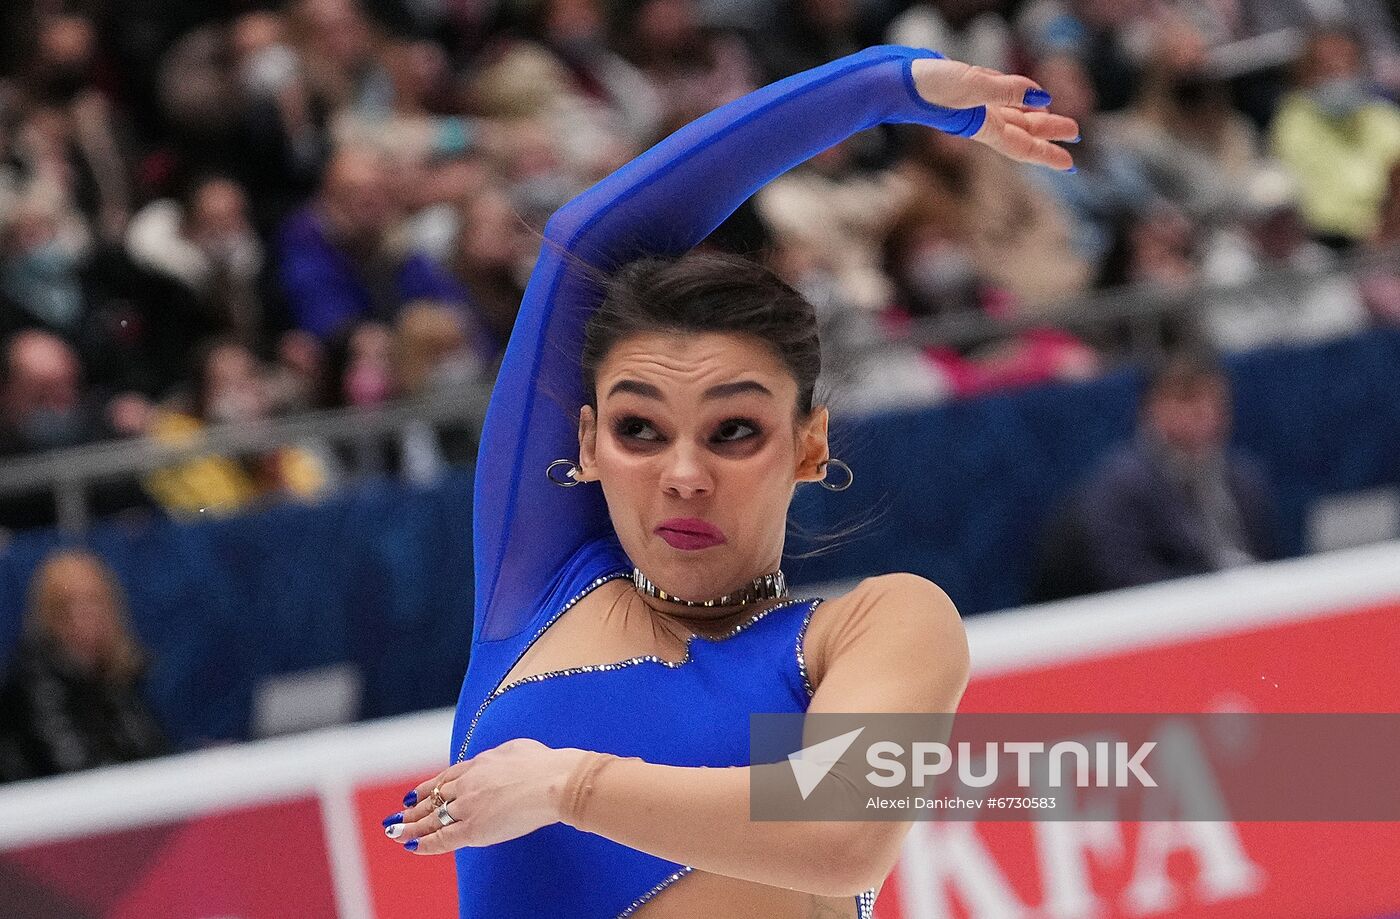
[606, 379, 774, 401]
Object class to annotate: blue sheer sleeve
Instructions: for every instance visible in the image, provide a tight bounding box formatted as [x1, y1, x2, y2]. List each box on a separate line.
[471, 45, 986, 644]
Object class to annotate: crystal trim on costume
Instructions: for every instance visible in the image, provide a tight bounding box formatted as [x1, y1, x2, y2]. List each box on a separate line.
[796, 597, 879, 919]
[794, 596, 827, 699]
[614, 866, 696, 917]
[456, 570, 629, 763]
[457, 573, 814, 763]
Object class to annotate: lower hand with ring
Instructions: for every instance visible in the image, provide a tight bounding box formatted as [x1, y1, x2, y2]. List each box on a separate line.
[380, 738, 592, 853]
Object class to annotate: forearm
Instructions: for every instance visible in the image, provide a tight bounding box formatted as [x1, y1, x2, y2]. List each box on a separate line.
[557, 752, 898, 897]
[543, 44, 982, 264]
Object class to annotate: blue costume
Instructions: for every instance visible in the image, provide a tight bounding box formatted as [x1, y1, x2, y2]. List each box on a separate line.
[448, 44, 986, 918]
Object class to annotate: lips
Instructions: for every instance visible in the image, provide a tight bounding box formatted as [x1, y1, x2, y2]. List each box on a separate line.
[655, 518, 726, 550]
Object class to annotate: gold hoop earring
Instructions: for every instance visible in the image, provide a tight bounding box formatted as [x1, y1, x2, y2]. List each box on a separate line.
[546, 458, 584, 487]
[818, 457, 853, 491]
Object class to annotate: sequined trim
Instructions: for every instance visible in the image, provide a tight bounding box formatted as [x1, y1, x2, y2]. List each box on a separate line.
[614, 865, 695, 917]
[456, 570, 629, 763]
[457, 574, 815, 763]
[796, 598, 878, 918]
[794, 596, 826, 699]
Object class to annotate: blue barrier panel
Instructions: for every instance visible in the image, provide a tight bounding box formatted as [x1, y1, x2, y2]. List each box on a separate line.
[0, 470, 475, 748]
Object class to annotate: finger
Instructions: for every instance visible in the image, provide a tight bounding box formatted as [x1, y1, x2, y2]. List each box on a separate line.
[387, 765, 464, 827]
[401, 771, 443, 808]
[385, 797, 454, 846]
[979, 120, 1075, 170]
[407, 825, 457, 855]
[911, 59, 1051, 111]
[965, 67, 1049, 109]
[999, 109, 1080, 143]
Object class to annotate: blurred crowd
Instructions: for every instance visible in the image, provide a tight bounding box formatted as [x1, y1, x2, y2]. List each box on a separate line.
[3, 0, 1400, 533]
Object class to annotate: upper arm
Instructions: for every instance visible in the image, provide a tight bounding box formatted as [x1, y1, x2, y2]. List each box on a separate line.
[806, 572, 969, 717]
[801, 573, 969, 889]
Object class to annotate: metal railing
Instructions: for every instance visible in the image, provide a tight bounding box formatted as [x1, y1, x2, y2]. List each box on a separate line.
[0, 383, 493, 533]
[861, 241, 1397, 359]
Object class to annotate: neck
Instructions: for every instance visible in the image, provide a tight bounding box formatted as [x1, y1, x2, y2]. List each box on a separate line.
[630, 563, 788, 632]
[636, 591, 786, 634]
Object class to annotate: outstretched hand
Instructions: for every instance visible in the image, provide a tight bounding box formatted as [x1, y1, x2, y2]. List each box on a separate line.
[910, 58, 1079, 171]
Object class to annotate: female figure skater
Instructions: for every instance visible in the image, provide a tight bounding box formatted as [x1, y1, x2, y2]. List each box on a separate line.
[380, 45, 1077, 917]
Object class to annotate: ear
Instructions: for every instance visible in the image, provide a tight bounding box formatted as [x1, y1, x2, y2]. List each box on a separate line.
[578, 404, 598, 482]
[794, 404, 830, 484]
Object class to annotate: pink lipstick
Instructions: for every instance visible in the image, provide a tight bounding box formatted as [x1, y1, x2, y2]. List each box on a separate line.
[655, 517, 726, 550]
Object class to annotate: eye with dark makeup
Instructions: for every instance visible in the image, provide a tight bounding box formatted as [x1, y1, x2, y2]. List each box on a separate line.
[612, 415, 761, 445]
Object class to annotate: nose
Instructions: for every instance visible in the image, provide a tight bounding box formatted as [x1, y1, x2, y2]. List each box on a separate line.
[660, 443, 713, 500]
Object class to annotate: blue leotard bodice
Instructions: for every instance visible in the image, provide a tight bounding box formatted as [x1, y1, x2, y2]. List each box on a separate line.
[450, 44, 987, 918]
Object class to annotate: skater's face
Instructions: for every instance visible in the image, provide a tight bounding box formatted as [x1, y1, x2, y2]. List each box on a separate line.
[577, 331, 829, 602]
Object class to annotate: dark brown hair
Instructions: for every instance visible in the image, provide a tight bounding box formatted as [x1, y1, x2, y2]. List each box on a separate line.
[1142, 347, 1229, 406]
[580, 251, 823, 420]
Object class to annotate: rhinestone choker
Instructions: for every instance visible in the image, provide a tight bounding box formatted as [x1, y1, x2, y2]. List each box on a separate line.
[631, 567, 788, 607]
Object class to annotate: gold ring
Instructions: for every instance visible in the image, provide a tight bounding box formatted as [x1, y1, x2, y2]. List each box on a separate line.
[428, 786, 447, 810]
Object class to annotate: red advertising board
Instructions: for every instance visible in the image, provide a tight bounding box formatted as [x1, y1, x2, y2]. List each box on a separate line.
[0, 798, 337, 918]
[869, 600, 1400, 919]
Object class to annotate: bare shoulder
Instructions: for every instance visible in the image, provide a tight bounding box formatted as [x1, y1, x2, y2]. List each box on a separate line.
[803, 573, 965, 690]
[814, 572, 961, 630]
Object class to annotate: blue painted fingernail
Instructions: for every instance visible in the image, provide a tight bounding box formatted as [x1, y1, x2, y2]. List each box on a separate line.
[1069, 134, 1082, 143]
[404, 839, 419, 852]
[382, 812, 403, 827]
[403, 790, 417, 807]
[1023, 87, 1052, 107]
[1065, 166, 1078, 174]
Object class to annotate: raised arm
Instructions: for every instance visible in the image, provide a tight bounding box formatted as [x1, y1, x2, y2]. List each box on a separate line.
[471, 45, 1075, 644]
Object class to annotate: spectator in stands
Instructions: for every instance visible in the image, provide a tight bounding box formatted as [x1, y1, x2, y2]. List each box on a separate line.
[898, 127, 1093, 315]
[229, 10, 331, 231]
[0, 181, 89, 342]
[1201, 170, 1370, 349]
[612, 0, 761, 129]
[1028, 52, 1156, 267]
[755, 0, 882, 81]
[756, 138, 911, 314]
[275, 145, 466, 340]
[490, 0, 664, 148]
[885, 0, 1013, 74]
[445, 183, 534, 364]
[16, 14, 132, 242]
[143, 338, 334, 517]
[1100, 15, 1273, 222]
[879, 163, 1101, 399]
[1271, 25, 1400, 247]
[288, 0, 392, 117]
[124, 175, 266, 350]
[0, 549, 169, 783]
[0, 329, 153, 533]
[326, 319, 397, 410]
[393, 302, 481, 482]
[0, 328, 94, 455]
[1073, 350, 1282, 591]
[1359, 162, 1400, 323]
[1222, 0, 1400, 96]
[1017, 0, 1148, 113]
